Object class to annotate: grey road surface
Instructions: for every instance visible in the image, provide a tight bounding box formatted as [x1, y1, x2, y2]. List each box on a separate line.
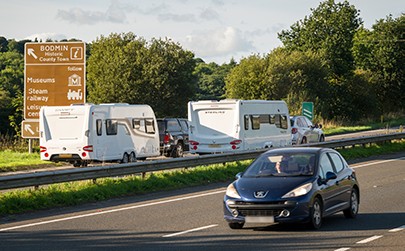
[1, 153, 404, 251]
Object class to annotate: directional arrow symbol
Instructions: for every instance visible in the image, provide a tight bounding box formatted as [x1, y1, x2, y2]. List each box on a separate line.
[28, 48, 38, 59]
[24, 124, 35, 135]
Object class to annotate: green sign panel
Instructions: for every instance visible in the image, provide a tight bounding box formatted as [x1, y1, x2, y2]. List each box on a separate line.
[302, 102, 314, 120]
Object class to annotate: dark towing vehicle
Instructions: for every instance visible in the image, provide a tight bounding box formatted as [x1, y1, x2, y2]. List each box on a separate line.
[224, 147, 360, 229]
[157, 118, 189, 158]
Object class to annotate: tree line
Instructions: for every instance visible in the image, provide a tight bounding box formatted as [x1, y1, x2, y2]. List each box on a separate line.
[0, 0, 403, 137]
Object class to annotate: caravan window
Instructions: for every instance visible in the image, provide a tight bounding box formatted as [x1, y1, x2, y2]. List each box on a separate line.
[259, 115, 270, 124]
[270, 115, 276, 124]
[145, 119, 155, 134]
[133, 118, 146, 132]
[132, 119, 141, 129]
[244, 115, 249, 130]
[250, 115, 260, 130]
[106, 119, 118, 135]
[280, 115, 288, 129]
[96, 119, 102, 136]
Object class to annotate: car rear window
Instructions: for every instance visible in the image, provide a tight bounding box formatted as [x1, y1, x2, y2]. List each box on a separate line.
[167, 120, 181, 131]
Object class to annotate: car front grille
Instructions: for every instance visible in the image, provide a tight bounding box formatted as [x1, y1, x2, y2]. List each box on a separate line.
[238, 209, 283, 217]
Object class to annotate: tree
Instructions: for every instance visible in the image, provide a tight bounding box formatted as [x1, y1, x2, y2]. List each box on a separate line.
[87, 32, 147, 105]
[264, 49, 330, 117]
[140, 38, 197, 117]
[7, 39, 31, 54]
[225, 54, 269, 99]
[278, 0, 362, 77]
[353, 14, 405, 113]
[194, 59, 236, 100]
[87, 33, 196, 118]
[0, 51, 24, 135]
[0, 36, 8, 52]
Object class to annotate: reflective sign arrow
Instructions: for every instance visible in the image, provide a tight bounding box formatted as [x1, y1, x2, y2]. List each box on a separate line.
[24, 124, 35, 135]
[27, 48, 38, 59]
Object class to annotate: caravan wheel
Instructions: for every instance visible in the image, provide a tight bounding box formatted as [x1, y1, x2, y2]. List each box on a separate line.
[129, 152, 136, 162]
[121, 153, 129, 163]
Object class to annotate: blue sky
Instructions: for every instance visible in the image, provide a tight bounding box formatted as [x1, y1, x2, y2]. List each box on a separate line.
[1, 0, 403, 64]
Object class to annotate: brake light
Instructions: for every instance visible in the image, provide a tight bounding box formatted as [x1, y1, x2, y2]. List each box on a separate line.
[230, 140, 242, 145]
[40, 146, 47, 152]
[163, 134, 171, 144]
[189, 140, 199, 146]
[230, 140, 241, 150]
[83, 145, 93, 152]
[292, 128, 298, 134]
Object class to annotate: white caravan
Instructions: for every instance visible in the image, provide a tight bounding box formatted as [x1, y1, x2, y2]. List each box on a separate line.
[188, 99, 292, 154]
[39, 103, 160, 167]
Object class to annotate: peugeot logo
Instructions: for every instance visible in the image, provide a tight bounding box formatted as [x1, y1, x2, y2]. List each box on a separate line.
[254, 190, 268, 198]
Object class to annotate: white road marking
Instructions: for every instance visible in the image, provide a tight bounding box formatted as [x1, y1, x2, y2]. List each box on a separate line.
[162, 224, 218, 237]
[0, 190, 226, 232]
[389, 225, 405, 232]
[334, 248, 350, 251]
[356, 235, 383, 244]
[351, 157, 405, 168]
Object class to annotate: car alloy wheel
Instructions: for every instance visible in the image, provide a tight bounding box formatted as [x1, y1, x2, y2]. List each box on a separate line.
[309, 198, 322, 229]
[344, 189, 359, 218]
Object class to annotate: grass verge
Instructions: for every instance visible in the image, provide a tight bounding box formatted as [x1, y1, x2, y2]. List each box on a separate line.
[1, 139, 405, 217]
[0, 150, 55, 172]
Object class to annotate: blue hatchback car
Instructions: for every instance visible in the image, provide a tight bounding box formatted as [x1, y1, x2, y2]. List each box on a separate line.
[224, 147, 360, 229]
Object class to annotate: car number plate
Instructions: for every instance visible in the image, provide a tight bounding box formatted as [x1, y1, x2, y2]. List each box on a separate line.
[245, 216, 275, 223]
[208, 144, 221, 148]
[59, 154, 72, 158]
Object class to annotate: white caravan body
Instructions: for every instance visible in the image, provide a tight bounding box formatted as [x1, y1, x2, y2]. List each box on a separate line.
[39, 103, 160, 166]
[188, 99, 291, 154]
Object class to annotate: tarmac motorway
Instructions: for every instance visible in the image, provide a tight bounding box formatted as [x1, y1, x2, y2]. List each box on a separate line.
[1, 152, 404, 251]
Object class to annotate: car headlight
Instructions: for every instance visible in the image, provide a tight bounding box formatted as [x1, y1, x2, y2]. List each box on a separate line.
[226, 183, 241, 199]
[282, 183, 312, 198]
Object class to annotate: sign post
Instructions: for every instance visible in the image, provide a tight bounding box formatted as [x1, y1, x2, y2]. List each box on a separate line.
[22, 42, 86, 140]
[302, 102, 314, 121]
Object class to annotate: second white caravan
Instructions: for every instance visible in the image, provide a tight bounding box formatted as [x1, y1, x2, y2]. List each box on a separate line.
[39, 103, 160, 167]
[188, 99, 292, 154]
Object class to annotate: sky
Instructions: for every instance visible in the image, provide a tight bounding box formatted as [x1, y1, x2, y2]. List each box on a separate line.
[1, 0, 403, 64]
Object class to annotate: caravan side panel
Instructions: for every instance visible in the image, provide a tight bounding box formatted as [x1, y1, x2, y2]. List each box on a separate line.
[188, 100, 292, 154]
[40, 103, 160, 166]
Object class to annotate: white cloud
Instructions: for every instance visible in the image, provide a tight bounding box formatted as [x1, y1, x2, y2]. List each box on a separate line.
[199, 7, 220, 21]
[56, 0, 135, 25]
[183, 26, 254, 59]
[25, 33, 67, 42]
[158, 13, 197, 23]
[57, 8, 107, 25]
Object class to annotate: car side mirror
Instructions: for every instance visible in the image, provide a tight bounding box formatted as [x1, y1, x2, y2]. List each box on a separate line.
[235, 172, 243, 180]
[326, 171, 337, 181]
[318, 171, 337, 185]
